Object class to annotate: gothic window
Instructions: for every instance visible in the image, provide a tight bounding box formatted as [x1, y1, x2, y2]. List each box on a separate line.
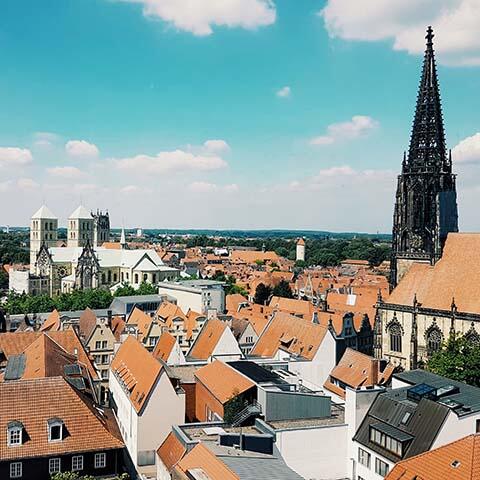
[425, 321, 443, 356]
[464, 323, 480, 346]
[386, 318, 403, 353]
[134, 273, 139, 284]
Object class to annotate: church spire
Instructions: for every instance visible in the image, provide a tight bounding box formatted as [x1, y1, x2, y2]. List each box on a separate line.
[406, 26, 448, 173]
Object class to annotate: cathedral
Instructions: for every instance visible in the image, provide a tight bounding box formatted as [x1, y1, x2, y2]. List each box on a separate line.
[375, 27, 480, 370]
[10, 205, 179, 296]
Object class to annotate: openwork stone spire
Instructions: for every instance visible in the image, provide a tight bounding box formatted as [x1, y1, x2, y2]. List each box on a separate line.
[390, 27, 458, 288]
[405, 26, 450, 174]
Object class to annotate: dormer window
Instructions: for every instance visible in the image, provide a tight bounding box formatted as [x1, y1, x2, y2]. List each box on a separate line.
[7, 422, 23, 446]
[48, 418, 64, 442]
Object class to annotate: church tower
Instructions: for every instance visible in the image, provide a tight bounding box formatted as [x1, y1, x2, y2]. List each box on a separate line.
[68, 205, 94, 248]
[30, 205, 58, 272]
[390, 27, 458, 288]
[92, 209, 110, 247]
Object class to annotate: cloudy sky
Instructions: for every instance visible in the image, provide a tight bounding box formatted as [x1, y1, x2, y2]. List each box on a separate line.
[1, 0, 479, 232]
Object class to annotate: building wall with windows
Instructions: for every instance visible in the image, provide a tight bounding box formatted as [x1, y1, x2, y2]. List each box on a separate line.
[0, 450, 122, 480]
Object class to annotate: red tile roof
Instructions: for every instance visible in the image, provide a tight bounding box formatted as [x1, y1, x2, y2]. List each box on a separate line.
[110, 336, 162, 413]
[195, 360, 254, 404]
[188, 319, 227, 361]
[386, 434, 480, 480]
[0, 376, 123, 461]
[152, 331, 177, 362]
[156, 431, 186, 471]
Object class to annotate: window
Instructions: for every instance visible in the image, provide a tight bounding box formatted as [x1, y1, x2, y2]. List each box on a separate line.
[72, 455, 83, 471]
[102, 354, 109, 364]
[426, 325, 443, 356]
[94, 453, 106, 469]
[10, 462, 22, 479]
[245, 336, 254, 344]
[369, 427, 403, 456]
[7, 424, 22, 446]
[95, 341, 101, 350]
[143, 273, 148, 282]
[113, 273, 117, 282]
[102, 340, 108, 349]
[388, 321, 403, 353]
[134, 273, 139, 284]
[49, 458, 61, 474]
[48, 419, 63, 442]
[358, 448, 371, 468]
[476, 419, 480, 433]
[375, 458, 389, 477]
[149, 336, 158, 347]
[101, 369, 109, 379]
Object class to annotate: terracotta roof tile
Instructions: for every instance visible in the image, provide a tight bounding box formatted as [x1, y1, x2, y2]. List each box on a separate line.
[188, 319, 227, 361]
[39, 309, 61, 332]
[157, 431, 187, 471]
[110, 336, 162, 413]
[195, 360, 255, 404]
[0, 377, 123, 461]
[127, 306, 155, 343]
[388, 233, 480, 312]
[250, 311, 328, 360]
[152, 332, 177, 362]
[78, 307, 97, 341]
[111, 316, 125, 342]
[386, 434, 480, 480]
[324, 348, 395, 399]
[175, 443, 239, 480]
[269, 296, 315, 319]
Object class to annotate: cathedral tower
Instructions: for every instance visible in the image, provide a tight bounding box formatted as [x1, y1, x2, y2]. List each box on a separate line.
[92, 209, 110, 247]
[30, 205, 58, 272]
[68, 205, 94, 248]
[390, 27, 458, 288]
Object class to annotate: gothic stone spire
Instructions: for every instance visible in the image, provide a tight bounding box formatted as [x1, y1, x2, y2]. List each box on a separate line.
[390, 27, 459, 288]
[406, 26, 449, 174]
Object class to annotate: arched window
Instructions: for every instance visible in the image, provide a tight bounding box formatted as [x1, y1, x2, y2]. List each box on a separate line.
[134, 273, 139, 284]
[465, 323, 480, 346]
[387, 318, 403, 353]
[425, 322, 443, 356]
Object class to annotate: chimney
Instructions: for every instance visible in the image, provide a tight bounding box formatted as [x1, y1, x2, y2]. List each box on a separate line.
[107, 310, 112, 327]
[369, 358, 379, 386]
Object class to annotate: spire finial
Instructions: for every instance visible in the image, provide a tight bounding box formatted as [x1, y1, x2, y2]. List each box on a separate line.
[426, 26, 434, 47]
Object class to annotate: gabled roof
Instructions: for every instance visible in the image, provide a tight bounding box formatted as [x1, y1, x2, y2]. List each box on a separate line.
[110, 336, 162, 413]
[111, 316, 125, 341]
[385, 434, 480, 480]
[152, 332, 177, 362]
[127, 306, 156, 343]
[175, 443, 238, 480]
[78, 307, 97, 341]
[69, 205, 91, 219]
[157, 431, 187, 471]
[388, 233, 480, 312]
[188, 319, 228, 361]
[324, 348, 395, 399]
[250, 311, 328, 360]
[269, 296, 315, 319]
[40, 309, 61, 332]
[226, 293, 248, 312]
[31, 205, 57, 219]
[195, 360, 255, 404]
[0, 330, 98, 380]
[0, 377, 123, 461]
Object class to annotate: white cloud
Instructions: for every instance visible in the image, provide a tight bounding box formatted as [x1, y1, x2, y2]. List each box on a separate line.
[203, 139, 230, 154]
[453, 133, 480, 164]
[119, 0, 276, 36]
[115, 149, 227, 174]
[188, 181, 239, 193]
[0, 147, 33, 166]
[34, 132, 60, 147]
[47, 166, 84, 178]
[276, 86, 291, 98]
[310, 115, 379, 146]
[321, 0, 480, 66]
[65, 140, 99, 158]
[17, 178, 39, 189]
[121, 185, 141, 193]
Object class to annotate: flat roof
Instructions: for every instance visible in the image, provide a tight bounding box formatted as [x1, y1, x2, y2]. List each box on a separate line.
[227, 361, 288, 386]
[266, 404, 345, 430]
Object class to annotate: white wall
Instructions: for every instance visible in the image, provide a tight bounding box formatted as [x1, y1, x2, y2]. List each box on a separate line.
[276, 424, 348, 480]
[158, 286, 203, 313]
[9, 269, 31, 293]
[137, 370, 185, 457]
[432, 410, 480, 449]
[109, 371, 139, 466]
[167, 340, 186, 365]
[353, 441, 394, 480]
[211, 327, 243, 361]
[288, 331, 336, 390]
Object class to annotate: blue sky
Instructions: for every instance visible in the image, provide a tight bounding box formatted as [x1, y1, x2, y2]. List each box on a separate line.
[1, 0, 479, 231]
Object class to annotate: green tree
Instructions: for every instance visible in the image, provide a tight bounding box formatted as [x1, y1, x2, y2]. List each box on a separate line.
[136, 282, 157, 295]
[0, 268, 10, 290]
[223, 388, 248, 425]
[113, 283, 137, 297]
[253, 283, 272, 305]
[272, 279, 293, 299]
[427, 333, 480, 387]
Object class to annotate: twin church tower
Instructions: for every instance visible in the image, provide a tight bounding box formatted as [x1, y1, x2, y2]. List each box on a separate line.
[390, 27, 459, 287]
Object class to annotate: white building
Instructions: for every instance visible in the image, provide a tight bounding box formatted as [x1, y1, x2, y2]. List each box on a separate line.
[296, 237, 306, 262]
[157, 280, 226, 314]
[109, 336, 185, 477]
[29, 205, 58, 271]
